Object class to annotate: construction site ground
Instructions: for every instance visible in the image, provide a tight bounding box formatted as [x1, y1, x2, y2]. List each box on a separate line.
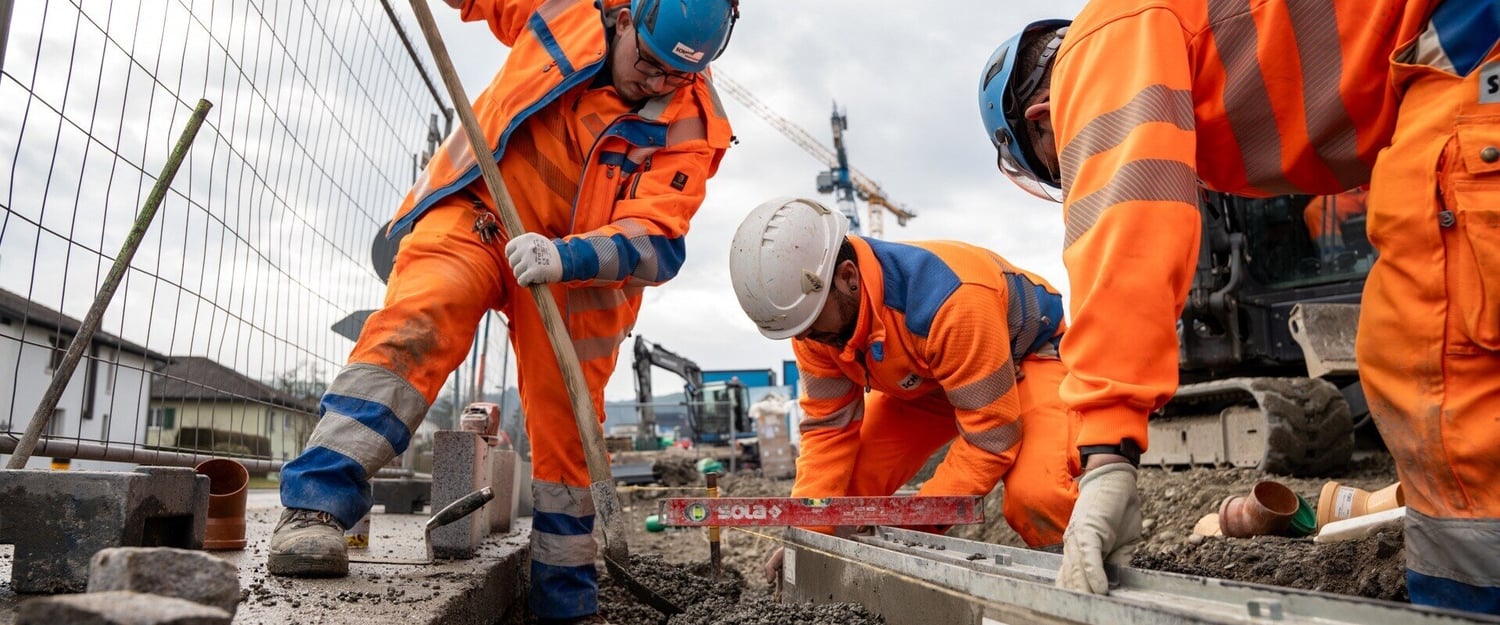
[0, 451, 1406, 624]
[0, 490, 531, 625]
[605, 449, 1406, 623]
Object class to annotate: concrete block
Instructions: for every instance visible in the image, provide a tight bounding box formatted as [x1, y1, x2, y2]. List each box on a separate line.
[516, 460, 533, 518]
[488, 450, 519, 534]
[88, 547, 240, 615]
[0, 467, 210, 593]
[430, 430, 491, 559]
[371, 477, 431, 514]
[17, 590, 231, 625]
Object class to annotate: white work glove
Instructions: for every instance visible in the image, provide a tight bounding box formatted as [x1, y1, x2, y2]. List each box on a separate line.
[505, 232, 563, 286]
[1056, 462, 1142, 594]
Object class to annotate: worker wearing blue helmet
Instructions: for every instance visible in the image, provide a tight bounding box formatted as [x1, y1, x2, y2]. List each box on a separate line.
[268, 0, 738, 624]
[980, 1, 1500, 615]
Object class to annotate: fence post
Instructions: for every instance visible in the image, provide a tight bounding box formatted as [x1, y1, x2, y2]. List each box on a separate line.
[6, 99, 213, 469]
[0, 0, 14, 74]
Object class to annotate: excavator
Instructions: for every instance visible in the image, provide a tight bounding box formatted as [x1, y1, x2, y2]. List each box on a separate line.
[631, 335, 754, 451]
[1145, 189, 1374, 476]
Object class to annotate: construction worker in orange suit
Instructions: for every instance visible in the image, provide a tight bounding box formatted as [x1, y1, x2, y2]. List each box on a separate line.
[979, 1, 1500, 612]
[728, 197, 1080, 582]
[269, 0, 738, 622]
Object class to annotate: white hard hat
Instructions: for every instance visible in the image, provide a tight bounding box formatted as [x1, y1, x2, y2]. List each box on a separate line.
[730, 197, 849, 339]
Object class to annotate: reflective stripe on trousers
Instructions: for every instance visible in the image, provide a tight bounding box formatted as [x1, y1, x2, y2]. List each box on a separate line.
[531, 480, 598, 620]
[281, 364, 429, 528]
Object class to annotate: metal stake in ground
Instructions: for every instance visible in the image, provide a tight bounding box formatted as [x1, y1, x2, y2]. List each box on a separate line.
[6, 99, 213, 469]
[706, 471, 721, 580]
[402, 1, 677, 615]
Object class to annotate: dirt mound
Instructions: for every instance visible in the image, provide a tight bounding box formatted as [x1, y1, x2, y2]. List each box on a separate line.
[599, 554, 878, 625]
[667, 597, 883, 625]
[1134, 528, 1406, 601]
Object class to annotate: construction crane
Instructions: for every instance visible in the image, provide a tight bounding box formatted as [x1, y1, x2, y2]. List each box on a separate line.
[716, 74, 916, 238]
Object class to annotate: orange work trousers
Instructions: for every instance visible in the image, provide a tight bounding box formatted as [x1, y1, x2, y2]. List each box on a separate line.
[836, 356, 1078, 547]
[352, 196, 638, 488]
[1358, 46, 1500, 599]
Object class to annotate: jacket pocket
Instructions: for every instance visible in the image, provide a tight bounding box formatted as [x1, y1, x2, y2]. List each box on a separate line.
[1451, 182, 1500, 351]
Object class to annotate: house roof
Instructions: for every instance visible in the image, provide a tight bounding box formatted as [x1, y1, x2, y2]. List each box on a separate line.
[151, 356, 318, 415]
[0, 287, 168, 362]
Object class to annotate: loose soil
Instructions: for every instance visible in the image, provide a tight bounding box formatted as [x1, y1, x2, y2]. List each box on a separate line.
[592, 450, 1405, 623]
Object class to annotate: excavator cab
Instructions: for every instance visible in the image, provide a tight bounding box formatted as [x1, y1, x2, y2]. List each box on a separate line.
[1152, 189, 1374, 476]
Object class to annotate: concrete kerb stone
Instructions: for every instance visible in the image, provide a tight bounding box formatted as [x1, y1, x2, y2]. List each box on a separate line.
[372, 476, 432, 514]
[88, 547, 240, 615]
[431, 430, 491, 559]
[17, 590, 231, 625]
[0, 467, 209, 593]
[488, 449, 518, 533]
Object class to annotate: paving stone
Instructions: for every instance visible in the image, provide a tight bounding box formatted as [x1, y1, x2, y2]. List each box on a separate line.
[17, 590, 231, 625]
[88, 547, 240, 615]
[0, 468, 209, 593]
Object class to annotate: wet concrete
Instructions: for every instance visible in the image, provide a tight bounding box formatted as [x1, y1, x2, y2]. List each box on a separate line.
[0, 490, 529, 625]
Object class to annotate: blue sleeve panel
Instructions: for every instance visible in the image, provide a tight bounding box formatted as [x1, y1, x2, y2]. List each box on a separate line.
[865, 238, 962, 337]
[555, 232, 687, 285]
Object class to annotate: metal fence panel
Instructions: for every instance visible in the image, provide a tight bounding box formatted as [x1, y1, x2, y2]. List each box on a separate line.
[0, 0, 452, 472]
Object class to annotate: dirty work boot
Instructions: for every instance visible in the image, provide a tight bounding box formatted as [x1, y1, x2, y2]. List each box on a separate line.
[268, 508, 348, 577]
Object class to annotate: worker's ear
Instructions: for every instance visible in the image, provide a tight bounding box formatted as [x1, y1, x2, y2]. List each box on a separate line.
[1023, 91, 1051, 121]
[835, 260, 860, 294]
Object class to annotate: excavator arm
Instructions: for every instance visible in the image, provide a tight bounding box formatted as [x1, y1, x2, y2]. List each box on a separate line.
[632, 336, 704, 449]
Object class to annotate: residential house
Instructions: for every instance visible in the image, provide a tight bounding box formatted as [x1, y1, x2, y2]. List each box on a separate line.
[149, 357, 319, 466]
[0, 288, 170, 471]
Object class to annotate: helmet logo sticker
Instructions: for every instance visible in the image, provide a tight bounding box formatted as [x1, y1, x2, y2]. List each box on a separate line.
[672, 42, 704, 64]
[899, 373, 921, 390]
[801, 270, 825, 294]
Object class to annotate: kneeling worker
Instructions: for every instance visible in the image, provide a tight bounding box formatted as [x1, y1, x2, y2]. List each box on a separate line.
[729, 197, 1082, 579]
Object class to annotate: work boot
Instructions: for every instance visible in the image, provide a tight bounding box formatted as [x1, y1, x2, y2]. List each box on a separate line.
[268, 508, 348, 577]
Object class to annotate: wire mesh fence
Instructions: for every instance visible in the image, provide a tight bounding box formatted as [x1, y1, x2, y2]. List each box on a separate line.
[0, 0, 502, 473]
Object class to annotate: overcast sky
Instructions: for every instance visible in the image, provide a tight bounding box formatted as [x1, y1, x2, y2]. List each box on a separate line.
[431, 1, 1091, 401]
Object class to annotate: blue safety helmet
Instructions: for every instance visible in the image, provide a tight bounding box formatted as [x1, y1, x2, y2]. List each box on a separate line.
[631, 0, 739, 74]
[978, 19, 1070, 200]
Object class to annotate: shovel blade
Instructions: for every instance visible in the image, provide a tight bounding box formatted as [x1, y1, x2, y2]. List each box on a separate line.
[605, 554, 681, 616]
[591, 480, 681, 615]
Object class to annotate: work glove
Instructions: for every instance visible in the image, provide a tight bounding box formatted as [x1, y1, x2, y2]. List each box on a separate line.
[505, 232, 563, 286]
[1056, 462, 1142, 594]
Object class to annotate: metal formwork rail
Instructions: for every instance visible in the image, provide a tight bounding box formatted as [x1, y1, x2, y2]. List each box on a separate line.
[782, 527, 1500, 625]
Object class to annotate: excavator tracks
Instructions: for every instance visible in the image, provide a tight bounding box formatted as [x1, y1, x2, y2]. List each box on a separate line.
[1142, 377, 1354, 476]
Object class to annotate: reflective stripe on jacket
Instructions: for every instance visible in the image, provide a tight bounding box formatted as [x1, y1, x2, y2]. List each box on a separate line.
[1051, 0, 1438, 452]
[790, 237, 1065, 499]
[393, 0, 733, 287]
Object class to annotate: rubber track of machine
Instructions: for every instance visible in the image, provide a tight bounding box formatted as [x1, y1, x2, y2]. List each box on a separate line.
[1259, 378, 1353, 477]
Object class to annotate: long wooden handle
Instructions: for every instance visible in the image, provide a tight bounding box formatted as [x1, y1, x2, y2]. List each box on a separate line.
[405, 1, 612, 483]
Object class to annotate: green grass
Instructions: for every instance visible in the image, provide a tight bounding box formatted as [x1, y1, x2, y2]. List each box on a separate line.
[248, 476, 280, 490]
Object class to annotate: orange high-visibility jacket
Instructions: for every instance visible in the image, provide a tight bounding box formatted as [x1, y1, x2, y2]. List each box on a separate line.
[790, 237, 1065, 498]
[1051, 0, 1437, 455]
[392, 0, 733, 287]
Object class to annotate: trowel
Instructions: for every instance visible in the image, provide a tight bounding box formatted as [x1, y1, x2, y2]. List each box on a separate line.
[348, 487, 494, 566]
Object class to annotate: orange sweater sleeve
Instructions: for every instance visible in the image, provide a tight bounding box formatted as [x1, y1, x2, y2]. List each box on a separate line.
[459, 0, 548, 46]
[787, 340, 863, 502]
[914, 284, 1022, 497]
[1051, 7, 1202, 454]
